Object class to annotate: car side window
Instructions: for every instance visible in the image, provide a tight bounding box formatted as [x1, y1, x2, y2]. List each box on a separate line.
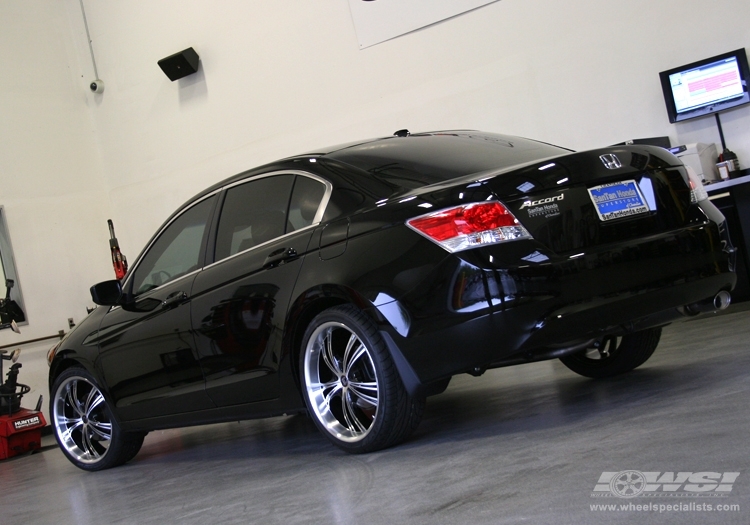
[214, 175, 295, 262]
[288, 176, 326, 232]
[131, 196, 215, 295]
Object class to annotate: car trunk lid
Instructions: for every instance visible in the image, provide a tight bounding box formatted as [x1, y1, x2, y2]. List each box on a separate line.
[486, 146, 696, 254]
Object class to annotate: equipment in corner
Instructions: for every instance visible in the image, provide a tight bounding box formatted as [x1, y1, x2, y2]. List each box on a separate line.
[158, 47, 200, 81]
[669, 143, 719, 182]
[108, 220, 128, 280]
[0, 280, 25, 326]
[0, 347, 46, 460]
[612, 137, 671, 149]
[659, 49, 748, 177]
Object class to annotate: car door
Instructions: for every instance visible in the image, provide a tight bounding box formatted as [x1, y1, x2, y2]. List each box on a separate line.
[191, 172, 329, 406]
[96, 194, 218, 421]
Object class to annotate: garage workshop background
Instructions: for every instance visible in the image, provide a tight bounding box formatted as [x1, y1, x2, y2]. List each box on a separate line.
[1, 0, 749, 425]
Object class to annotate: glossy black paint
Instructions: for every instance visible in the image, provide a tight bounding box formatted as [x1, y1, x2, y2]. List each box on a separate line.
[191, 226, 315, 407]
[49, 131, 736, 433]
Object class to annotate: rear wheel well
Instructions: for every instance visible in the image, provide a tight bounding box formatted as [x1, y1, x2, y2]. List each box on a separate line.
[288, 297, 348, 393]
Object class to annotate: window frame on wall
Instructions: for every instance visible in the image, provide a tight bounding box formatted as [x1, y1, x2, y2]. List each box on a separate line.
[0, 206, 27, 326]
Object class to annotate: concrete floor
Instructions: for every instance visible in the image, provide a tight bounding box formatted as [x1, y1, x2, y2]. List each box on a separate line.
[1, 309, 748, 525]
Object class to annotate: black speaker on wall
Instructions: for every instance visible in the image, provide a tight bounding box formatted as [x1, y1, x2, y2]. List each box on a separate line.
[158, 47, 200, 81]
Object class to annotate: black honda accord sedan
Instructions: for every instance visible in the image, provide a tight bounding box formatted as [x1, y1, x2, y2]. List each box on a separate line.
[48, 130, 735, 470]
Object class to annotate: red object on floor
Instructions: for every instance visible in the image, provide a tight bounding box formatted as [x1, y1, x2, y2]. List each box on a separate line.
[0, 408, 46, 460]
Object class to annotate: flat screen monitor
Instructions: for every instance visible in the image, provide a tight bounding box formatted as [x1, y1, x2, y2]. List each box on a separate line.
[659, 48, 750, 123]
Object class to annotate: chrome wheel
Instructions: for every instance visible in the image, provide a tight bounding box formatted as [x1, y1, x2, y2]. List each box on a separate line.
[301, 305, 424, 453]
[580, 335, 618, 360]
[304, 321, 379, 442]
[52, 375, 113, 465]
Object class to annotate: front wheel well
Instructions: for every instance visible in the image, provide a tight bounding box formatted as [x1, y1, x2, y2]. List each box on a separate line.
[48, 353, 85, 390]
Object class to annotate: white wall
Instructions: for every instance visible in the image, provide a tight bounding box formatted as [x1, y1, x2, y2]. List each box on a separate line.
[0, 1, 114, 421]
[1, 0, 749, 423]
[74, 0, 750, 252]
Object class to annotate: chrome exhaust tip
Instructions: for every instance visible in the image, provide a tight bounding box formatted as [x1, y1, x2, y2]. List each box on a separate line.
[713, 290, 731, 311]
[683, 291, 732, 316]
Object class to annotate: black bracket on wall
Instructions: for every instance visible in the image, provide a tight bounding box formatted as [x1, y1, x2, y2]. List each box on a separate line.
[158, 47, 200, 81]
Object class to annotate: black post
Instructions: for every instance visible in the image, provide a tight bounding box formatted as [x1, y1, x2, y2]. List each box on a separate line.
[715, 113, 727, 151]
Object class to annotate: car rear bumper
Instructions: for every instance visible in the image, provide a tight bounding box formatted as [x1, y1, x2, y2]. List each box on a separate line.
[370, 216, 736, 390]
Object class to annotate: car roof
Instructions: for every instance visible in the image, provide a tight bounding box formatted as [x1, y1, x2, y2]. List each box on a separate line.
[318, 130, 570, 189]
[189, 130, 569, 210]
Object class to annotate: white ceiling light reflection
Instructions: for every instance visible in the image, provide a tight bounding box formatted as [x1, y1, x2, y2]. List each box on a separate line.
[521, 251, 549, 263]
[517, 182, 535, 193]
[637, 177, 657, 210]
[373, 293, 410, 336]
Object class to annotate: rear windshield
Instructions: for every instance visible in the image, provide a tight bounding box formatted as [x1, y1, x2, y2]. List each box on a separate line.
[327, 132, 569, 189]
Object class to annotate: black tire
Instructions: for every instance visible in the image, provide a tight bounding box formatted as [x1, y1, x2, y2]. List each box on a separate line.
[559, 327, 662, 379]
[300, 305, 425, 453]
[50, 367, 145, 471]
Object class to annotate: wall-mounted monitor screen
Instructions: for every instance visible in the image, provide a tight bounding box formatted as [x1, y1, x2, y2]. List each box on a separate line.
[659, 48, 750, 123]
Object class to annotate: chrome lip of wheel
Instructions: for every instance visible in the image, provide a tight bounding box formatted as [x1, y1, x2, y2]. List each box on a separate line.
[53, 376, 112, 464]
[304, 321, 379, 443]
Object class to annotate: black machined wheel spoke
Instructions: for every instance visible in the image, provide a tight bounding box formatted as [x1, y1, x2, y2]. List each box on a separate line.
[60, 416, 81, 427]
[309, 379, 339, 393]
[86, 390, 105, 417]
[321, 328, 341, 376]
[348, 381, 378, 406]
[342, 393, 367, 435]
[600, 336, 618, 358]
[82, 431, 101, 459]
[312, 381, 342, 413]
[88, 420, 112, 441]
[66, 382, 84, 417]
[60, 420, 84, 443]
[341, 333, 359, 371]
[344, 342, 367, 376]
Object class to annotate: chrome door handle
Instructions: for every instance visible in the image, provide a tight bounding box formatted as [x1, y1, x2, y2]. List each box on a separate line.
[263, 247, 298, 269]
[162, 291, 187, 309]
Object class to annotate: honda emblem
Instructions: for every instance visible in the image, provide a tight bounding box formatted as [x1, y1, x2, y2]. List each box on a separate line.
[600, 154, 622, 170]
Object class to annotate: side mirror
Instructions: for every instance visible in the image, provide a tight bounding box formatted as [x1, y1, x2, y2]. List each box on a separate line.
[90, 280, 124, 306]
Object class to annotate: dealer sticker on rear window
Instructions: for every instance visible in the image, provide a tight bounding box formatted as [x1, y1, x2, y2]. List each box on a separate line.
[587, 180, 649, 221]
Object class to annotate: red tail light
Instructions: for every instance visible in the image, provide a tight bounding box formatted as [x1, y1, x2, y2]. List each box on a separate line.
[406, 201, 531, 252]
